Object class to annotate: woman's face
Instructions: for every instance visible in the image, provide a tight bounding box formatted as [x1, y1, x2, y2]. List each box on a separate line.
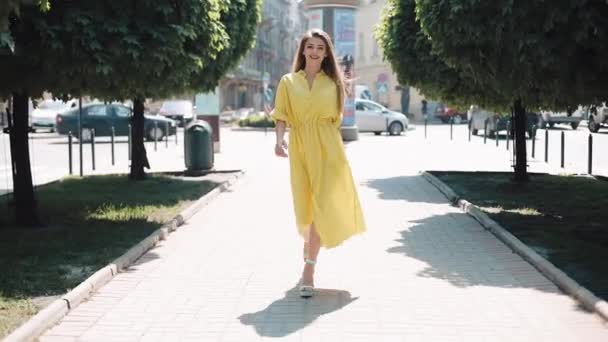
[303, 37, 327, 69]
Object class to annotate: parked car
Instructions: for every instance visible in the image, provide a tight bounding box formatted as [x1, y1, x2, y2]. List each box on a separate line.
[55, 103, 177, 142]
[588, 103, 608, 133]
[158, 100, 194, 127]
[30, 99, 77, 132]
[468, 105, 538, 138]
[538, 107, 584, 130]
[435, 103, 467, 124]
[355, 99, 409, 136]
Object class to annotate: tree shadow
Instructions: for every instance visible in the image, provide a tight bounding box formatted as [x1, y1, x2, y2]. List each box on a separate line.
[363, 175, 448, 204]
[386, 211, 596, 313]
[0, 174, 227, 300]
[238, 285, 358, 337]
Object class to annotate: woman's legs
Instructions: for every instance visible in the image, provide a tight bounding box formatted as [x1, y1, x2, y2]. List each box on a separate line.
[302, 222, 320, 286]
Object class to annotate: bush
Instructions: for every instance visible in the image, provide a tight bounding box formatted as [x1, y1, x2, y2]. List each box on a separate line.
[238, 114, 275, 128]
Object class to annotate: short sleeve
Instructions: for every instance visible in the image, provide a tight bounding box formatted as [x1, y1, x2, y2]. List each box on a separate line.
[270, 77, 290, 126]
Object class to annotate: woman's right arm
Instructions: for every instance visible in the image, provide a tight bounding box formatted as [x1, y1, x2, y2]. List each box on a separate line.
[270, 78, 289, 157]
[274, 120, 288, 157]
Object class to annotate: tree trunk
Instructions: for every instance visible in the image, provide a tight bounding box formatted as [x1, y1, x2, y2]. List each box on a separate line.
[129, 96, 149, 180]
[513, 98, 528, 182]
[9, 92, 39, 225]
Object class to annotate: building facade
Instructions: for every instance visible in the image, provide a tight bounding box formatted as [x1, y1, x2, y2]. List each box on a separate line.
[355, 0, 426, 121]
[219, 0, 308, 113]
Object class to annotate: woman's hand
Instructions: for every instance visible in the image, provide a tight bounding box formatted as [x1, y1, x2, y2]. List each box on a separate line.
[275, 139, 288, 158]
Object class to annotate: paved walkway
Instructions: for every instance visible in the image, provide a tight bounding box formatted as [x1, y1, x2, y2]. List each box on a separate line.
[40, 128, 608, 341]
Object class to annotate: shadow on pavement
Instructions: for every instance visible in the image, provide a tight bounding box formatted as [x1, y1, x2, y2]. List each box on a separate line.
[238, 285, 358, 337]
[363, 175, 447, 204]
[384, 211, 596, 315]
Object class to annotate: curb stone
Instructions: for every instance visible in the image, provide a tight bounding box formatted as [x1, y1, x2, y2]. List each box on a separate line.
[4, 170, 246, 342]
[421, 171, 608, 322]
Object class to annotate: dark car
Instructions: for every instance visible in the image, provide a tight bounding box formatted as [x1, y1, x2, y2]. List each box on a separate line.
[469, 105, 538, 138]
[435, 103, 467, 124]
[56, 103, 177, 141]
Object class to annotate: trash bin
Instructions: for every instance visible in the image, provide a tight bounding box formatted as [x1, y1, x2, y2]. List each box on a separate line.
[184, 120, 214, 171]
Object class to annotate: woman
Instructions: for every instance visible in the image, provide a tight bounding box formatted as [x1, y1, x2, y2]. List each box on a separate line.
[271, 29, 366, 298]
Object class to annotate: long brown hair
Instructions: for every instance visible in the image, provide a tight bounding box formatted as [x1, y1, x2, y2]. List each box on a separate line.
[292, 29, 346, 114]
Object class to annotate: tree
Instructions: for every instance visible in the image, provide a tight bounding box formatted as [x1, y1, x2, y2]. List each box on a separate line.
[414, 0, 608, 181]
[0, 0, 49, 52]
[375, 0, 508, 111]
[1, 0, 261, 224]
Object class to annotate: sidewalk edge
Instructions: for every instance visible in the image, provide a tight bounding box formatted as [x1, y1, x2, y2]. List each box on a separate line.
[4, 170, 246, 342]
[421, 171, 608, 322]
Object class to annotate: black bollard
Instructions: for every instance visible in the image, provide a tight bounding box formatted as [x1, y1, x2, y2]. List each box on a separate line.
[561, 131, 565, 168]
[484, 119, 488, 144]
[450, 117, 453, 140]
[424, 119, 427, 139]
[91, 128, 96, 170]
[468, 121, 471, 142]
[111, 126, 115, 166]
[506, 121, 510, 151]
[128, 124, 132, 161]
[165, 121, 169, 148]
[154, 121, 158, 151]
[68, 131, 73, 175]
[588, 134, 593, 175]
[532, 132, 536, 158]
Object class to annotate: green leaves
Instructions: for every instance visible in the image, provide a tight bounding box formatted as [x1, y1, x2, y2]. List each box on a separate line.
[0, 0, 262, 100]
[380, 0, 608, 111]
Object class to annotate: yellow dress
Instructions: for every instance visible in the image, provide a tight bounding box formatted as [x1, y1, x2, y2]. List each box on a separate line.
[271, 70, 366, 248]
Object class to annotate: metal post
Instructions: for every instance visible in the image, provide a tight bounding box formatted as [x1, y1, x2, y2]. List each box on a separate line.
[506, 121, 510, 151]
[111, 126, 115, 166]
[450, 117, 453, 140]
[68, 131, 73, 175]
[588, 134, 593, 175]
[495, 127, 499, 147]
[165, 121, 169, 148]
[128, 124, 132, 160]
[91, 128, 96, 170]
[483, 119, 488, 144]
[560, 131, 565, 168]
[176, 125, 178, 145]
[468, 121, 471, 142]
[532, 131, 536, 158]
[544, 129, 549, 163]
[424, 119, 427, 139]
[154, 121, 158, 151]
[78, 98, 83, 177]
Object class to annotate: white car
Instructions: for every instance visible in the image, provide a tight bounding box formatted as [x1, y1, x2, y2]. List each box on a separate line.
[158, 100, 194, 126]
[588, 103, 608, 133]
[30, 99, 77, 132]
[355, 99, 409, 135]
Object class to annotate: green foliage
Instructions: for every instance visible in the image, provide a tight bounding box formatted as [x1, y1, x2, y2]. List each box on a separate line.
[0, 0, 262, 100]
[416, 0, 608, 109]
[0, 0, 49, 52]
[375, 0, 509, 110]
[238, 114, 275, 128]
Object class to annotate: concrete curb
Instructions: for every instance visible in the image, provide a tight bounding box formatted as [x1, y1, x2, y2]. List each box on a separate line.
[4, 171, 246, 342]
[421, 171, 608, 322]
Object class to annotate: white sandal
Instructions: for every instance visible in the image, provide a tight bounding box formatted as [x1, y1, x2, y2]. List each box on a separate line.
[299, 258, 316, 298]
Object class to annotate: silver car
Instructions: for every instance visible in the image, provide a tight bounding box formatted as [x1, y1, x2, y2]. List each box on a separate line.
[355, 99, 409, 136]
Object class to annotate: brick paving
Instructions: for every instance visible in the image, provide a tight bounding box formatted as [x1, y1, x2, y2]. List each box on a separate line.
[39, 127, 608, 341]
